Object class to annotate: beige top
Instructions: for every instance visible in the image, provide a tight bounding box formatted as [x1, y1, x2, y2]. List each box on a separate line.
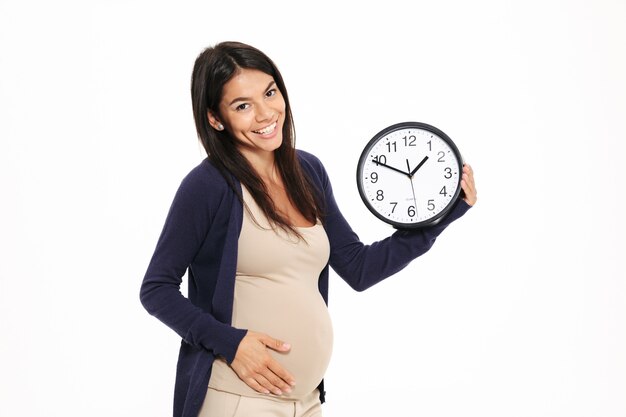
[208, 186, 333, 400]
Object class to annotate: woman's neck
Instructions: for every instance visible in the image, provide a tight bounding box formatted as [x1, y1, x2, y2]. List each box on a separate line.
[241, 148, 279, 183]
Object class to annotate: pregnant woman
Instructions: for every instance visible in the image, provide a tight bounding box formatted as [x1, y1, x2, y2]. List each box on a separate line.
[140, 41, 477, 417]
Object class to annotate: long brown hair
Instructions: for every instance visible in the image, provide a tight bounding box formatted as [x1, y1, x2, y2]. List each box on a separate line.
[190, 41, 324, 235]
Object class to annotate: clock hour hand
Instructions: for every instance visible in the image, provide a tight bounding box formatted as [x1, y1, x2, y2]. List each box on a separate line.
[371, 159, 409, 176]
[409, 156, 429, 177]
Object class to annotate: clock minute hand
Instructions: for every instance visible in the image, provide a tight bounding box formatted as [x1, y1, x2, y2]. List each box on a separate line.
[371, 159, 409, 177]
[409, 156, 429, 177]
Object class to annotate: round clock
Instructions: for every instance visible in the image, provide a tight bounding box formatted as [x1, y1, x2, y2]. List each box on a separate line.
[356, 121, 464, 229]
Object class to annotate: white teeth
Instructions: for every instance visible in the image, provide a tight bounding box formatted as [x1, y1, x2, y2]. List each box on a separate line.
[254, 122, 276, 135]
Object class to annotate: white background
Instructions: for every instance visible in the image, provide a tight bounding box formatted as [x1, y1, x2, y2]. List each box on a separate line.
[1, 1, 625, 416]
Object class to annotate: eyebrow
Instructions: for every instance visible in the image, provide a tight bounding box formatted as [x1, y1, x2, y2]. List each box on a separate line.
[228, 81, 276, 106]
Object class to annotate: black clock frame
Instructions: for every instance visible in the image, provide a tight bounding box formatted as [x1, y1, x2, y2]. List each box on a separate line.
[356, 121, 464, 229]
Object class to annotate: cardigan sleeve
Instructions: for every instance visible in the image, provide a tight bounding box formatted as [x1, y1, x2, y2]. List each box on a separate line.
[139, 164, 247, 363]
[301, 151, 471, 292]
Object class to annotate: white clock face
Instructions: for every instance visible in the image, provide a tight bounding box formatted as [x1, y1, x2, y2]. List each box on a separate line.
[357, 124, 462, 227]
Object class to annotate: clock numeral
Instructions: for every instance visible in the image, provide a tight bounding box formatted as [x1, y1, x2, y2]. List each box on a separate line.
[427, 140, 432, 151]
[373, 155, 387, 166]
[376, 190, 384, 201]
[385, 141, 397, 153]
[389, 202, 397, 213]
[444, 167, 452, 179]
[370, 172, 378, 183]
[403, 135, 416, 147]
[437, 151, 445, 162]
[408, 205, 416, 217]
[439, 186, 448, 197]
[427, 199, 435, 211]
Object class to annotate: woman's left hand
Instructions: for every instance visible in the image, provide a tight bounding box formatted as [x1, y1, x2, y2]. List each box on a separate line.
[461, 164, 477, 206]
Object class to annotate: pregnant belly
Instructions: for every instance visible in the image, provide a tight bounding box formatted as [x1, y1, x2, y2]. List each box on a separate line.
[231, 278, 333, 398]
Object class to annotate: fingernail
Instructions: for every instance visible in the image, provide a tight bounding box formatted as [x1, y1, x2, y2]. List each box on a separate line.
[283, 343, 291, 349]
[284, 387, 292, 393]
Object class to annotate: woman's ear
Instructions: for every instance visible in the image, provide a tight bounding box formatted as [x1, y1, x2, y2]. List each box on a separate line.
[207, 111, 225, 131]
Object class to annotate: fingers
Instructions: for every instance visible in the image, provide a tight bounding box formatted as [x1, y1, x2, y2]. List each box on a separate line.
[260, 337, 296, 391]
[261, 334, 291, 352]
[230, 331, 296, 396]
[242, 374, 272, 395]
[267, 357, 296, 389]
[461, 163, 477, 206]
[262, 358, 296, 394]
[247, 372, 289, 396]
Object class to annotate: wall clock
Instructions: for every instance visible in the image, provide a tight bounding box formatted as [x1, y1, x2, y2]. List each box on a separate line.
[356, 121, 464, 229]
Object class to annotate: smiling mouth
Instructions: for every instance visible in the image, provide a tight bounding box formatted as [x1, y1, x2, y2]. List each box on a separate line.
[252, 121, 277, 135]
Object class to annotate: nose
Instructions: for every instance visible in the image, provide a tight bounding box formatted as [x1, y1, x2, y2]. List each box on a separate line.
[255, 101, 274, 122]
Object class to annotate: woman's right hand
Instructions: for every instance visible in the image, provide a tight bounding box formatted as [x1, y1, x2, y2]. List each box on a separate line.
[230, 330, 296, 396]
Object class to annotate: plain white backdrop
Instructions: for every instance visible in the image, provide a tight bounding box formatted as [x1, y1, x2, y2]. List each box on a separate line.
[1, 1, 625, 416]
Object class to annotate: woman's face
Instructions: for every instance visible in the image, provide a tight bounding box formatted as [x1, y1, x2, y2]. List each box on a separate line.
[211, 68, 286, 160]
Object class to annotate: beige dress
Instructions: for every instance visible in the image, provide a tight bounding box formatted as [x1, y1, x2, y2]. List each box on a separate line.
[208, 186, 333, 400]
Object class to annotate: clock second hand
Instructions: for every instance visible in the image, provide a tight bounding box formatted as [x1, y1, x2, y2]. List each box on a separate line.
[406, 159, 418, 217]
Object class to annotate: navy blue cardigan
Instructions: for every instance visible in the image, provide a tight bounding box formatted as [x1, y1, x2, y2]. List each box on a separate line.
[140, 150, 470, 417]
